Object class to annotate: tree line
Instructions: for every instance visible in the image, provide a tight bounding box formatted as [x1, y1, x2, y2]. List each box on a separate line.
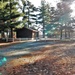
[0, 0, 75, 40]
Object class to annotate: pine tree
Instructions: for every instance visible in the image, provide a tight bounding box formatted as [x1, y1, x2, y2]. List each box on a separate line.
[0, 0, 22, 39]
[56, 1, 73, 39]
[17, 0, 37, 28]
[37, 0, 51, 38]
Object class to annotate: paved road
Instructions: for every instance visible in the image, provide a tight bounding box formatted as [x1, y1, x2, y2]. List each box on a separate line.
[0, 41, 56, 56]
[0, 41, 56, 66]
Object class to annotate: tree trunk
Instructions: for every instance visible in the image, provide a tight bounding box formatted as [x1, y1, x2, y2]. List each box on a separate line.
[42, 15, 45, 38]
[65, 29, 67, 39]
[43, 24, 45, 38]
[68, 30, 70, 39]
[1, 31, 5, 39]
[9, 28, 14, 42]
[10, 28, 13, 38]
[60, 29, 62, 39]
[9, 28, 13, 38]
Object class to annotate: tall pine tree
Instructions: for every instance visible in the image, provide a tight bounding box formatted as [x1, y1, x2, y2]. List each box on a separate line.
[0, 0, 22, 39]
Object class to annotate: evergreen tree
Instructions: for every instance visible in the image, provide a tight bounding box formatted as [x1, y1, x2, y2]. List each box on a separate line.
[0, 0, 21, 38]
[17, 0, 37, 28]
[56, 1, 73, 39]
[38, 0, 51, 38]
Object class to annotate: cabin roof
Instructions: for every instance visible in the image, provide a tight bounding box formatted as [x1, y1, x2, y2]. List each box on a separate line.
[15, 27, 38, 32]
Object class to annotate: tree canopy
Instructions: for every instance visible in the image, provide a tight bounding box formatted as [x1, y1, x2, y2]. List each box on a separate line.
[0, 0, 22, 38]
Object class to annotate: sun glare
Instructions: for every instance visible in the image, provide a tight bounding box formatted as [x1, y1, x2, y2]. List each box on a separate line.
[70, 1, 75, 17]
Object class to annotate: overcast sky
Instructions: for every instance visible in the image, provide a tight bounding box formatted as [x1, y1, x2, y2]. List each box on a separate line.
[28, 0, 75, 17]
[29, 0, 60, 7]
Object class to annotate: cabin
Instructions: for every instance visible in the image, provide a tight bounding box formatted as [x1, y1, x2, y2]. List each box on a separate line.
[16, 27, 38, 39]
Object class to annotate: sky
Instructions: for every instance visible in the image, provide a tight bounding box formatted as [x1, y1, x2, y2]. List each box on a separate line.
[70, 1, 75, 17]
[29, 0, 60, 7]
[29, 0, 75, 17]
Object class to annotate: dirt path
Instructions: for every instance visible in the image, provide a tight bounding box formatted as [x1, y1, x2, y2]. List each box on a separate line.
[0, 41, 75, 75]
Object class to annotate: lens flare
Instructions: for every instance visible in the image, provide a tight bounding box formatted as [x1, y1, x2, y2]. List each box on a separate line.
[70, 1, 75, 17]
[0, 57, 7, 66]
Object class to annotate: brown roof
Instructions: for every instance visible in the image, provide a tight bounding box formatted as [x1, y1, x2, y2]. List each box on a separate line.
[15, 27, 38, 32]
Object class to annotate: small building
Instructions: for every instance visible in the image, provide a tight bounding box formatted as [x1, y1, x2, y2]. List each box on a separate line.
[16, 27, 38, 39]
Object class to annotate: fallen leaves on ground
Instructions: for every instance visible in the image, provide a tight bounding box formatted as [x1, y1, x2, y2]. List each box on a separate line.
[0, 41, 75, 75]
